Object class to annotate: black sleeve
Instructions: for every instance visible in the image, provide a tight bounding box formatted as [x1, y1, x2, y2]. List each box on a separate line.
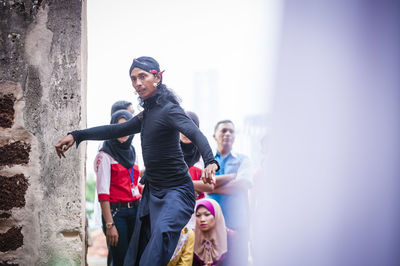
[166, 104, 219, 170]
[69, 115, 142, 147]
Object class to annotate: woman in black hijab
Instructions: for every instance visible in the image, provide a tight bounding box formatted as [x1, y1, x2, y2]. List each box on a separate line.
[180, 111, 201, 167]
[180, 111, 214, 200]
[111, 100, 134, 115]
[55, 56, 218, 266]
[94, 110, 141, 266]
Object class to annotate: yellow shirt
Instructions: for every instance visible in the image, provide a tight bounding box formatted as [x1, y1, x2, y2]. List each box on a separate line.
[167, 229, 195, 266]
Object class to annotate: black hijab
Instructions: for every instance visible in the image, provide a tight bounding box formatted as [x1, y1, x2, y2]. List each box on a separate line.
[100, 110, 136, 169]
[180, 111, 201, 167]
[111, 100, 132, 116]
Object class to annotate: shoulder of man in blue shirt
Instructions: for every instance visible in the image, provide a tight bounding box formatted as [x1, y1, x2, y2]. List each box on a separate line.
[215, 151, 250, 177]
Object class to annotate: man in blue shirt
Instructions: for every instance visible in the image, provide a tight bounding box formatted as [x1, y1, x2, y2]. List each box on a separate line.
[207, 120, 253, 266]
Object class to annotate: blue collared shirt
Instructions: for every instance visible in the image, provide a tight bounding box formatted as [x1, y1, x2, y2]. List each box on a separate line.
[207, 151, 252, 230]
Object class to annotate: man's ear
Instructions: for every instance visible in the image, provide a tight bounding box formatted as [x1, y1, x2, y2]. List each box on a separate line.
[155, 74, 161, 83]
[213, 134, 216, 141]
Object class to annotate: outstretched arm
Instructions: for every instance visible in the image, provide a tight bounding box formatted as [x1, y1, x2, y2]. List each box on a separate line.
[55, 134, 75, 158]
[55, 115, 142, 158]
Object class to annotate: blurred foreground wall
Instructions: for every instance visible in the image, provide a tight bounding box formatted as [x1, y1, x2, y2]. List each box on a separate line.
[254, 1, 400, 266]
[0, 1, 87, 265]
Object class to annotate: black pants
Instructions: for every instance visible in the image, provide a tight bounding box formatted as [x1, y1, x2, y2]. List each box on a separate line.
[102, 206, 138, 266]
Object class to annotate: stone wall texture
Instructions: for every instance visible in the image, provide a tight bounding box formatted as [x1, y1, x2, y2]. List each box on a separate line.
[0, 0, 87, 265]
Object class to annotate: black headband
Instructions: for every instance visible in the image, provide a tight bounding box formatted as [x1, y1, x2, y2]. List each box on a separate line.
[129, 56, 163, 76]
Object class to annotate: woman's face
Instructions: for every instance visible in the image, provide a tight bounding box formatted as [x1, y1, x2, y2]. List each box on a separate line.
[196, 206, 215, 232]
[126, 104, 135, 115]
[130, 67, 160, 100]
[117, 118, 129, 143]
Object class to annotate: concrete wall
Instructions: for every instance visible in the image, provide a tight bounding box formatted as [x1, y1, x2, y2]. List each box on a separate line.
[0, 1, 87, 265]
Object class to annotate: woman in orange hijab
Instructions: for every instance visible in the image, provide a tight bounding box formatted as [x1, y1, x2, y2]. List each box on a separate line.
[193, 199, 234, 266]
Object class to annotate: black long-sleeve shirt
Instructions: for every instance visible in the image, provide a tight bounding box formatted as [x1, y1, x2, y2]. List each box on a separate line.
[71, 96, 218, 188]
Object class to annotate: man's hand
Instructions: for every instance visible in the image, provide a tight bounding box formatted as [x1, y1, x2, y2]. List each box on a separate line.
[139, 168, 145, 177]
[55, 134, 75, 158]
[201, 163, 218, 185]
[106, 226, 119, 247]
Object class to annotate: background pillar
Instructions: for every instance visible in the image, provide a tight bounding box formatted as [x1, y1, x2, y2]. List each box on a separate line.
[0, 0, 87, 265]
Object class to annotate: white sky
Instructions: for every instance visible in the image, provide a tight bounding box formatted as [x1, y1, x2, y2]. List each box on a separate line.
[86, 0, 283, 174]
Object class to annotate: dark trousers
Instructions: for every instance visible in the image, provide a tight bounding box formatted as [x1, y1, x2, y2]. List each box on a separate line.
[123, 180, 195, 266]
[102, 206, 138, 266]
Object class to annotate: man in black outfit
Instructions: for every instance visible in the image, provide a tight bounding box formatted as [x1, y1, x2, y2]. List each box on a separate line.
[55, 56, 218, 266]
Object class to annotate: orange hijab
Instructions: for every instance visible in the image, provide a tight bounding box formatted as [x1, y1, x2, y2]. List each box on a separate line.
[194, 199, 228, 265]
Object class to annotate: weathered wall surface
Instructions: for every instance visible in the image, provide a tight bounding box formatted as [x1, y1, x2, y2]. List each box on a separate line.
[0, 1, 87, 265]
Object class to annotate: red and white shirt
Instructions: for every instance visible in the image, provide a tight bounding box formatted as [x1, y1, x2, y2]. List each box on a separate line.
[190, 159, 205, 200]
[94, 151, 141, 202]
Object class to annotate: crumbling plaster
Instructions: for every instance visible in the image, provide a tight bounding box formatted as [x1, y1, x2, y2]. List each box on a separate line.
[0, 1, 87, 265]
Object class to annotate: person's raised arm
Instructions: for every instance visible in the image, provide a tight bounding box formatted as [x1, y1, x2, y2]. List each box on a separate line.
[55, 115, 142, 158]
[166, 104, 219, 184]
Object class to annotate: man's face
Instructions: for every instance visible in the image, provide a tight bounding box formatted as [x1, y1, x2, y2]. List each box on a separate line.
[130, 67, 160, 100]
[214, 122, 235, 149]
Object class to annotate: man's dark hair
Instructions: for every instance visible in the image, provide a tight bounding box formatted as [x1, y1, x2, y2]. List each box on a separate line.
[137, 83, 181, 108]
[214, 119, 234, 133]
